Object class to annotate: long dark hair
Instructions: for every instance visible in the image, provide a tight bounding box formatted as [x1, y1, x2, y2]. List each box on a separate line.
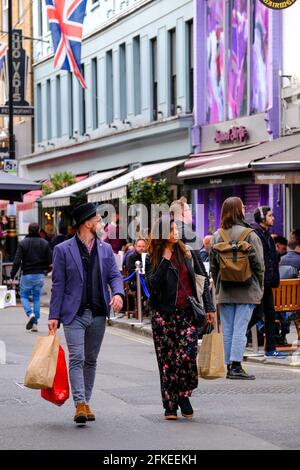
[147, 214, 190, 270]
[220, 197, 244, 230]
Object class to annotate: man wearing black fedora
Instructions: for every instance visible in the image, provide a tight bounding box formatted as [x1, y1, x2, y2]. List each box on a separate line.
[48, 203, 124, 425]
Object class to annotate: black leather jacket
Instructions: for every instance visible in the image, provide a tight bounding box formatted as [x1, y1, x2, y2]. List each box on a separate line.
[145, 251, 215, 313]
[252, 223, 280, 289]
[11, 234, 52, 278]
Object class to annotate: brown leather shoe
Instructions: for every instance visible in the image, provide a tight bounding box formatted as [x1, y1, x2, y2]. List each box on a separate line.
[85, 405, 96, 421]
[74, 403, 87, 424]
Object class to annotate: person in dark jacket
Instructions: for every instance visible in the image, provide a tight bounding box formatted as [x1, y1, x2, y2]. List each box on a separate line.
[125, 239, 147, 290]
[252, 207, 288, 359]
[50, 223, 68, 250]
[146, 215, 215, 421]
[274, 236, 288, 259]
[9, 223, 52, 332]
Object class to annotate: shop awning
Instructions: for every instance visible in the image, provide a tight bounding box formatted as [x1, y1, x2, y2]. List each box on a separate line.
[184, 143, 261, 170]
[41, 169, 126, 208]
[178, 134, 300, 181]
[253, 145, 300, 184]
[0, 190, 42, 211]
[87, 159, 186, 203]
[0, 172, 41, 201]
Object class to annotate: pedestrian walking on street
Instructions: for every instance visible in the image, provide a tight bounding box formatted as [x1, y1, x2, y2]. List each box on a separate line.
[9, 223, 52, 332]
[125, 238, 147, 290]
[146, 215, 215, 421]
[48, 203, 124, 425]
[210, 198, 265, 380]
[102, 212, 127, 254]
[252, 207, 288, 359]
[50, 222, 68, 250]
[170, 196, 202, 251]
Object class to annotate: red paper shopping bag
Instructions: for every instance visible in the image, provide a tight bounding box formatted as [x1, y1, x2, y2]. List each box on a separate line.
[41, 345, 69, 406]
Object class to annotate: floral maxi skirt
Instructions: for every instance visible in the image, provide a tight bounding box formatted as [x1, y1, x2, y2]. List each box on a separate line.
[151, 308, 198, 411]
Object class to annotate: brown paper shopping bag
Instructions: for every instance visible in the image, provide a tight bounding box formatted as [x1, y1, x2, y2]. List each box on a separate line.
[24, 335, 60, 389]
[197, 331, 226, 380]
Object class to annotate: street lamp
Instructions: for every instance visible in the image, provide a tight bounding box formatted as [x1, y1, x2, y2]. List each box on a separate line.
[8, 0, 15, 160]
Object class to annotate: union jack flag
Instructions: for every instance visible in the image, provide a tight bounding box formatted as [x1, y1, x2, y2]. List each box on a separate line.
[45, 0, 87, 88]
[0, 42, 7, 72]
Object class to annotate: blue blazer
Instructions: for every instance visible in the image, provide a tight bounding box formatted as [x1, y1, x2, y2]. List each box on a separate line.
[49, 236, 124, 325]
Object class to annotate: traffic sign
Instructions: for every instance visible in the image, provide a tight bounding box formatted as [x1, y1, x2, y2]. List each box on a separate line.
[3, 159, 18, 174]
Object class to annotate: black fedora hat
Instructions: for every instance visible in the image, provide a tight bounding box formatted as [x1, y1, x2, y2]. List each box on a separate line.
[72, 203, 97, 228]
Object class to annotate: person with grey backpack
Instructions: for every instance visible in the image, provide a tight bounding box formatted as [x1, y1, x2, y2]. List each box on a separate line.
[210, 197, 265, 380]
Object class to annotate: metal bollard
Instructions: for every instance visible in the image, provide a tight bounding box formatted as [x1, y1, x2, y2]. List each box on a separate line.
[135, 261, 143, 324]
[251, 325, 259, 354]
[0, 340, 6, 365]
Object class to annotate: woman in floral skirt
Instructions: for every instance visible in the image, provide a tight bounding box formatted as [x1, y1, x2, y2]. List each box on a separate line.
[146, 215, 215, 420]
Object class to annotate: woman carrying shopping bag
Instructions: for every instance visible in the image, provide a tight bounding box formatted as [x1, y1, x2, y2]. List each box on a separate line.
[146, 215, 215, 421]
[210, 197, 265, 380]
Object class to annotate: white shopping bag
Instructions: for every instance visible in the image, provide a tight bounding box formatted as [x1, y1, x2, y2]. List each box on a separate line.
[0, 286, 7, 309]
[4, 290, 16, 307]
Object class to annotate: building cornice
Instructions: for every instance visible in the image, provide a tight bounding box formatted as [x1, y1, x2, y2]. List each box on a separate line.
[19, 115, 194, 167]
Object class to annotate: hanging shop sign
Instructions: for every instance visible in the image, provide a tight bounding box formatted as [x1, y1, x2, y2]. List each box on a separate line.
[259, 0, 297, 10]
[1, 29, 33, 116]
[255, 172, 300, 184]
[0, 106, 34, 116]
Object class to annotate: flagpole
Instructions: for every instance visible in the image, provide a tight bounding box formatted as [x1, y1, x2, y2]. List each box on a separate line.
[8, 0, 15, 160]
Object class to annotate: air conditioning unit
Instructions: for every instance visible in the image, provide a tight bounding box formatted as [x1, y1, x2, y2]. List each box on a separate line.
[285, 101, 300, 131]
[282, 83, 300, 134]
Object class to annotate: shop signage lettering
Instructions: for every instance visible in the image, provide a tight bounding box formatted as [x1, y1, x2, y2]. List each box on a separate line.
[0, 106, 34, 116]
[256, 174, 287, 181]
[215, 126, 249, 145]
[259, 0, 297, 10]
[5, 29, 30, 107]
[210, 179, 223, 185]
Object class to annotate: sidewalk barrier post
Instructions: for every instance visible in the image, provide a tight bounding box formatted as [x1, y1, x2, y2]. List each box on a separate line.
[135, 261, 143, 324]
[251, 326, 259, 354]
[0, 340, 6, 365]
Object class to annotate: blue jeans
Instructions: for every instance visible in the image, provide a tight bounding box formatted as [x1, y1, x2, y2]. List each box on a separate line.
[220, 304, 255, 364]
[63, 310, 106, 405]
[20, 274, 45, 324]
